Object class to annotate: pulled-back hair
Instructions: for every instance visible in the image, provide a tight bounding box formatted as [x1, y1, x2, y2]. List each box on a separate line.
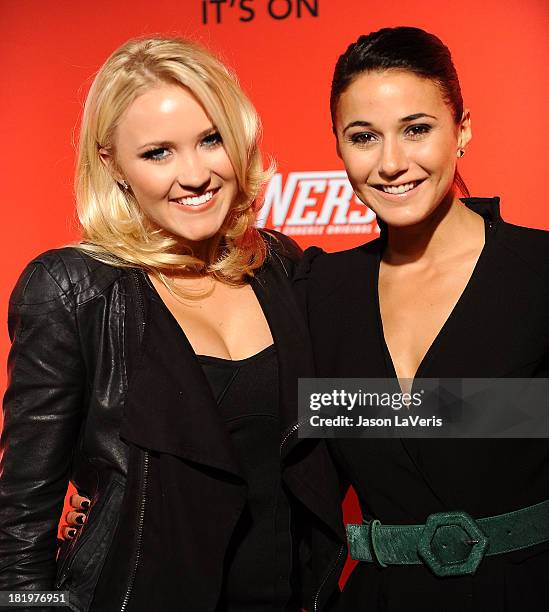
[330, 27, 469, 196]
[76, 36, 272, 283]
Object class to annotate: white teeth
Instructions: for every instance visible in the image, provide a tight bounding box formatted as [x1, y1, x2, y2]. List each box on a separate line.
[380, 182, 418, 194]
[174, 190, 215, 206]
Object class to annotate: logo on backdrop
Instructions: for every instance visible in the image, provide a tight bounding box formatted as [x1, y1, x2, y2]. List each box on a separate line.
[257, 171, 379, 237]
[201, 0, 319, 24]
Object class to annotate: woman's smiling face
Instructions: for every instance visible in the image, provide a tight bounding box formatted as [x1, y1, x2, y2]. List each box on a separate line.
[334, 70, 471, 228]
[103, 84, 238, 246]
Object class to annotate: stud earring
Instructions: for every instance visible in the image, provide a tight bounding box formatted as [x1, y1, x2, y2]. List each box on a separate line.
[119, 180, 129, 190]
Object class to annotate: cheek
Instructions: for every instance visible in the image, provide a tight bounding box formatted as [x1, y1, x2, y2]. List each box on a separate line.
[206, 147, 235, 180]
[415, 140, 456, 177]
[127, 165, 173, 198]
[341, 149, 372, 186]
[222, 165, 237, 186]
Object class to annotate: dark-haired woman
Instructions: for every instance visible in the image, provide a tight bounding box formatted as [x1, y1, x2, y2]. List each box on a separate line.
[295, 26, 549, 612]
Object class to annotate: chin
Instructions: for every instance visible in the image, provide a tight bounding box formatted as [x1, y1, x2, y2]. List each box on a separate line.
[364, 193, 448, 231]
[378, 208, 433, 228]
[176, 228, 221, 244]
[361, 200, 420, 228]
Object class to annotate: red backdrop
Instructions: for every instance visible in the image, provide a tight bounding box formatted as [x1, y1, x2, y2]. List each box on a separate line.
[2, 0, 549, 588]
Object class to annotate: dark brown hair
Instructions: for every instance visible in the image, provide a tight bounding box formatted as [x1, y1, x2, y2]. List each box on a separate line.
[330, 27, 469, 196]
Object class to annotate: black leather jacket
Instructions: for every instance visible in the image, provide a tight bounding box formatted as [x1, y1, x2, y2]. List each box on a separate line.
[0, 235, 346, 612]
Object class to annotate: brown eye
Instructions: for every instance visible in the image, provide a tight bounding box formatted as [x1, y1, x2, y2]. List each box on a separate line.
[406, 124, 432, 139]
[349, 132, 377, 145]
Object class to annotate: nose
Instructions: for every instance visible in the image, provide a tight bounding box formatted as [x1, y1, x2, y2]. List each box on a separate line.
[378, 136, 409, 179]
[176, 150, 211, 191]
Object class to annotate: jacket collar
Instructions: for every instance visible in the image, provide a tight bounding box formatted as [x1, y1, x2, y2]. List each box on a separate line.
[377, 196, 502, 242]
[119, 282, 243, 477]
[251, 259, 316, 460]
[460, 196, 501, 222]
[119, 254, 314, 477]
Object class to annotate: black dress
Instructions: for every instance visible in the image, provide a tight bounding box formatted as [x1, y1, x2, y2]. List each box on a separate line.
[294, 198, 549, 611]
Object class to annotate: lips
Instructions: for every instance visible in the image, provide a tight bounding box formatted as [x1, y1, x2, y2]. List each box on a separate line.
[374, 180, 424, 194]
[171, 188, 219, 207]
[370, 179, 426, 200]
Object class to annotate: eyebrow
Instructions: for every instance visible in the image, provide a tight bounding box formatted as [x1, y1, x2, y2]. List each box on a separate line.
[137, 127, 217, 150]
[342, 113, 437, 134]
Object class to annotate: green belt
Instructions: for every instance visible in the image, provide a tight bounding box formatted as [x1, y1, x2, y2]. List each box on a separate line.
[347, 499, 549, 577]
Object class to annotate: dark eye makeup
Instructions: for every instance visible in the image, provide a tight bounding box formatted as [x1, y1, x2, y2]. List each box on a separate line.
[141, 147, 170, 162]
[139, 130, 223, 162]
[347, 123, 433, 146]
[349, 132, 378, 145]
[201, 131, 223, 147]
[406, 123, 432, 138]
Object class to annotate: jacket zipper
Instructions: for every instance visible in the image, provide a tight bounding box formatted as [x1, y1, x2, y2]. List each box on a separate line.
[56, 523, 91, 587]
[280, 423, 299, 453]
[120, 449, 149, 612]
[56, 478, 117, 586]
[129, 269, 146, 344]
[313, 544, 345, 612]
[280, 420, 345, 611]
[280, 420, 299, 608]
[119, 269, 148, 611]
[280, 418, 308, 453]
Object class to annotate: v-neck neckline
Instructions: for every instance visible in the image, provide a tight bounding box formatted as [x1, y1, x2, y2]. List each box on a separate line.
[374, 215, 494, 388]
[142, 271, 274, 363]
[135, 263, 308, 454]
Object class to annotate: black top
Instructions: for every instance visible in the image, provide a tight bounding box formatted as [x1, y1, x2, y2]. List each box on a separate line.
[110, 297, 299, 612]
[294, 198, 549, 612]
[197, 347, 295, 611]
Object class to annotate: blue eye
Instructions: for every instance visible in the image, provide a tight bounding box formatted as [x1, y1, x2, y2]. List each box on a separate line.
[202, 131, 223, 148]
[141, 147, 170, 162]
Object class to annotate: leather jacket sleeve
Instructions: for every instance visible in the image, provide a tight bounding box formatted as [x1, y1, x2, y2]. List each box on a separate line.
[0, 254, 85, 591]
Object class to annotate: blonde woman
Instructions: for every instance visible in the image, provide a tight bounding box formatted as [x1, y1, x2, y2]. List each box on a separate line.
[0, 38, 344, 611]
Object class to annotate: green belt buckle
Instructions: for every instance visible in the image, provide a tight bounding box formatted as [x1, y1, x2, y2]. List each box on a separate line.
[417, 511, 488, 577]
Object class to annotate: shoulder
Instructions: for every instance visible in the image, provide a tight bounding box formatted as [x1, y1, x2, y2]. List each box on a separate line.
[259, 229, 303, 278]
[495, 221, 549, 279]
[294, 237, 382, 285]
[292, 238, 382, 313]
[261, 229, 303, 261]
[10, 246, 124, 310]
[497, 221, 549, 250]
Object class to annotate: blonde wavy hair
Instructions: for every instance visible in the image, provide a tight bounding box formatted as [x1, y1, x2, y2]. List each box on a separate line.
[76, 36, 272, 283]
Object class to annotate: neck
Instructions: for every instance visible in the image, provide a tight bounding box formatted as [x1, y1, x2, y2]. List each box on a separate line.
[170, 234, 221, 278]
[382, 193, 484, 266]
[186, 236, 215, 262]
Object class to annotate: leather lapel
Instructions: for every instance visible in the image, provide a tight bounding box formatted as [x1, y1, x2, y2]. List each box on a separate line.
[253, 258, 346, 538]
[251, 258, 316, 461]
[120, 277, 242, 478]
[120, 253, 317, 476]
